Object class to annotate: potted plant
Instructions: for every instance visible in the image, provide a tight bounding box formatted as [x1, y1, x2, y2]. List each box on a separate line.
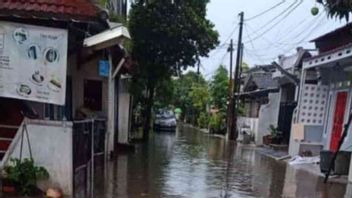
[263, 134, 272, 145]
[269, 125, 283, 144]
[2, 158, 49, 196]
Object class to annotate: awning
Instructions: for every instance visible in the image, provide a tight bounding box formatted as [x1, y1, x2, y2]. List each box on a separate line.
[236, 88, 279, 98]
[83, 24, 131, 50]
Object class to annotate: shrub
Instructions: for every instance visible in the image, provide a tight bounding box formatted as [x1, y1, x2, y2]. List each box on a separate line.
[4, 158, 49, 195]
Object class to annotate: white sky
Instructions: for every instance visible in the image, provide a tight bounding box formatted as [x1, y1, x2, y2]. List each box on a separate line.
[195, 0, 347, 79]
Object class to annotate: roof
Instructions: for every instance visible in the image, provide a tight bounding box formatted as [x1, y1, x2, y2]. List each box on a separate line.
[243, 72, 278, 92]
[311, 23, 352, 42]
[303, 42, 352, 69]
[0, 0, 100, 22]
[237, 88, 279, 98]
[83, 24, 130, 50]
[247, 64, 276, 74]
[279, 48, 312, 70]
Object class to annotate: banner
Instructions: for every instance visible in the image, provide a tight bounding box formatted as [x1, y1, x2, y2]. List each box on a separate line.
[0, 21, 68, 105]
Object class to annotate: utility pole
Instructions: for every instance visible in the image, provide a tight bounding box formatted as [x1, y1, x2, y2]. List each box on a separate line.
[227, 40, 234, 136]
[229, 12, 244, 141]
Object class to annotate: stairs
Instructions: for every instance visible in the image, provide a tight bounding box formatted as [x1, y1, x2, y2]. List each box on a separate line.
[0, 99, 23, 162]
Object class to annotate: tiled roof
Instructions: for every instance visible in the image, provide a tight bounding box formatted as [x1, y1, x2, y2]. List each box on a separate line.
[0, 0, 100, 22]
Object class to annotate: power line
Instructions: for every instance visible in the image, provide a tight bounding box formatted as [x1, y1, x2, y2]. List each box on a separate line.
[244, 0, 303, 43]
[209, 25, 239, 57]
[245, 0, 286, 21]
[243, 25, 266, 64]
[205, 51, 230, 77]
[250, 14, 327, 64]
[275, 11, 325, 45]
[244, 23, 286, 52]
[245, 0, 298, 38]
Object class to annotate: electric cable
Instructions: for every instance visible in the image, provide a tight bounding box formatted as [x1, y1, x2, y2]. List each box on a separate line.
[245, 0, 304, 43]
[245, 0, 287, 21]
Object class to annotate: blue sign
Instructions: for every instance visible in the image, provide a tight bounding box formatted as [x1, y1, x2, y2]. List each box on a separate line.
[99, 60, 110, 77]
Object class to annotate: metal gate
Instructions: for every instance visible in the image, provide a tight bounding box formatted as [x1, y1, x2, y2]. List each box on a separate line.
[72, 119, 106, 198]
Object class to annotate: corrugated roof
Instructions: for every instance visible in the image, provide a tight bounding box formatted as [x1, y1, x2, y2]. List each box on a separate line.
[0, 0, 100, 22]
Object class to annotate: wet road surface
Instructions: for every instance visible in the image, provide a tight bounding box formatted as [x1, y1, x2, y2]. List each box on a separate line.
[96, 125, 350, 198]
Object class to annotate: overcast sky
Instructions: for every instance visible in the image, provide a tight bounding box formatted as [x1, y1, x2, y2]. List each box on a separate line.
[196, 0, 347, 79]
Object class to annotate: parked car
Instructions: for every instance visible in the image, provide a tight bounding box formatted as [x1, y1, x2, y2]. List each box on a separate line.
[154, 110, 177, 132]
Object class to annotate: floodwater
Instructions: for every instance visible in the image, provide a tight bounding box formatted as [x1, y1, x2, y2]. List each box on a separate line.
[96, 125, 350, 198]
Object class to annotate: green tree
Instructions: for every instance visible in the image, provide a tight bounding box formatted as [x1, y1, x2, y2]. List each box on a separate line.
[153, 77, 175, 109]
[189, 83, 209, 125]
[318, 0, 352, 20]
[173, 71, 208, 124]
[209, 65, 229, 113]
[129, 0, 218, 139]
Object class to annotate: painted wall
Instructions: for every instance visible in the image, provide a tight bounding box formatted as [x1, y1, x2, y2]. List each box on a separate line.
[237, 117, 259, 138]
[256, 92, 281, 145]
[4, 120, 73, 195]
[71, 56, 109, 118]
[118, 78, 131, 144]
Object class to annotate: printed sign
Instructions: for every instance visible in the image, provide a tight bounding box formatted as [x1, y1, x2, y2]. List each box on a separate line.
[0, 21, 68, 105]
[99, 60, 110, 77]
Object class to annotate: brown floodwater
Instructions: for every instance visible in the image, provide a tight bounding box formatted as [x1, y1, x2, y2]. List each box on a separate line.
[95, 125, 350, 198]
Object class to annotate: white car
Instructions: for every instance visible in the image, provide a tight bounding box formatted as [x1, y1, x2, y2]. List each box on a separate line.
[154, 110, 177, 132]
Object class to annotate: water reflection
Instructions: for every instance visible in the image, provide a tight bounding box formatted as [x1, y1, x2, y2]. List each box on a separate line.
[96, 125, 348, 198]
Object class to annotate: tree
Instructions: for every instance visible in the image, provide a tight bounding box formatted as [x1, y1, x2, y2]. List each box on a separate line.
[173, 71, 208, 124]
[209, 65, 229, 113]
[189, 82, 209, 125]
[154, 77, 175, 110]
[129, 0, 219, 139]
[318, 0, 352, 20]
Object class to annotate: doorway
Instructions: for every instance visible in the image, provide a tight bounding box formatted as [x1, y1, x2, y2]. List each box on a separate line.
[330, 91, 348, 152]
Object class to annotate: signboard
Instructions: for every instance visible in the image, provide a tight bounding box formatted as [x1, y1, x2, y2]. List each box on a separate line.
[0, 21, 68, 105]
[99, 60, 110, 77]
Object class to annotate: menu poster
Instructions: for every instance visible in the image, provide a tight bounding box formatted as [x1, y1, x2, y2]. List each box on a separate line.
[0, 21, 68, 105]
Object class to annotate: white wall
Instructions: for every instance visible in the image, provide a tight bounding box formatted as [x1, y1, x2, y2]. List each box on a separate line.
[256, 92, 281, 145]
[4, 120, 73, 195]
[118, 78, 131, 144]
[237, 117, 259, 138]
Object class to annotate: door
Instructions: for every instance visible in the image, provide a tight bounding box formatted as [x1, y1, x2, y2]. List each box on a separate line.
[330, 92, 348, 152]
[278, 102, 297, 144]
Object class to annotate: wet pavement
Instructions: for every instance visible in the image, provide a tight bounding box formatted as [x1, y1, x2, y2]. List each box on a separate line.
[96, 125, 350, 198]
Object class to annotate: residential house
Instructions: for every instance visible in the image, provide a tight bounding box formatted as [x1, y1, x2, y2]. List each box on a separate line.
[273, 48, 312, 145]
[0, 0, 132, 196]
[237, 64, 279, 144]
[238, 47, 311, 146]
[289, 23, 352, 182]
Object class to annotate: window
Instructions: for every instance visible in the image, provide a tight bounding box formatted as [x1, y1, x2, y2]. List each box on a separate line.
[84, 80, 103, 111]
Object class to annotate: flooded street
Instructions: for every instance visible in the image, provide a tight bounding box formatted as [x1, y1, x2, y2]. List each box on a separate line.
[97, 125, 349, 198]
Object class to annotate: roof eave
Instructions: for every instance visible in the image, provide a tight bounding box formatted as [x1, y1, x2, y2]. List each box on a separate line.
[0, 9, 101, 24]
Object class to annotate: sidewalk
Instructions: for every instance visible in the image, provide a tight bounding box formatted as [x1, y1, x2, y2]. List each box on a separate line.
[255, 146, 290, 160]
[284, 160, 349, 184]
[256, 146, 349, 184]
